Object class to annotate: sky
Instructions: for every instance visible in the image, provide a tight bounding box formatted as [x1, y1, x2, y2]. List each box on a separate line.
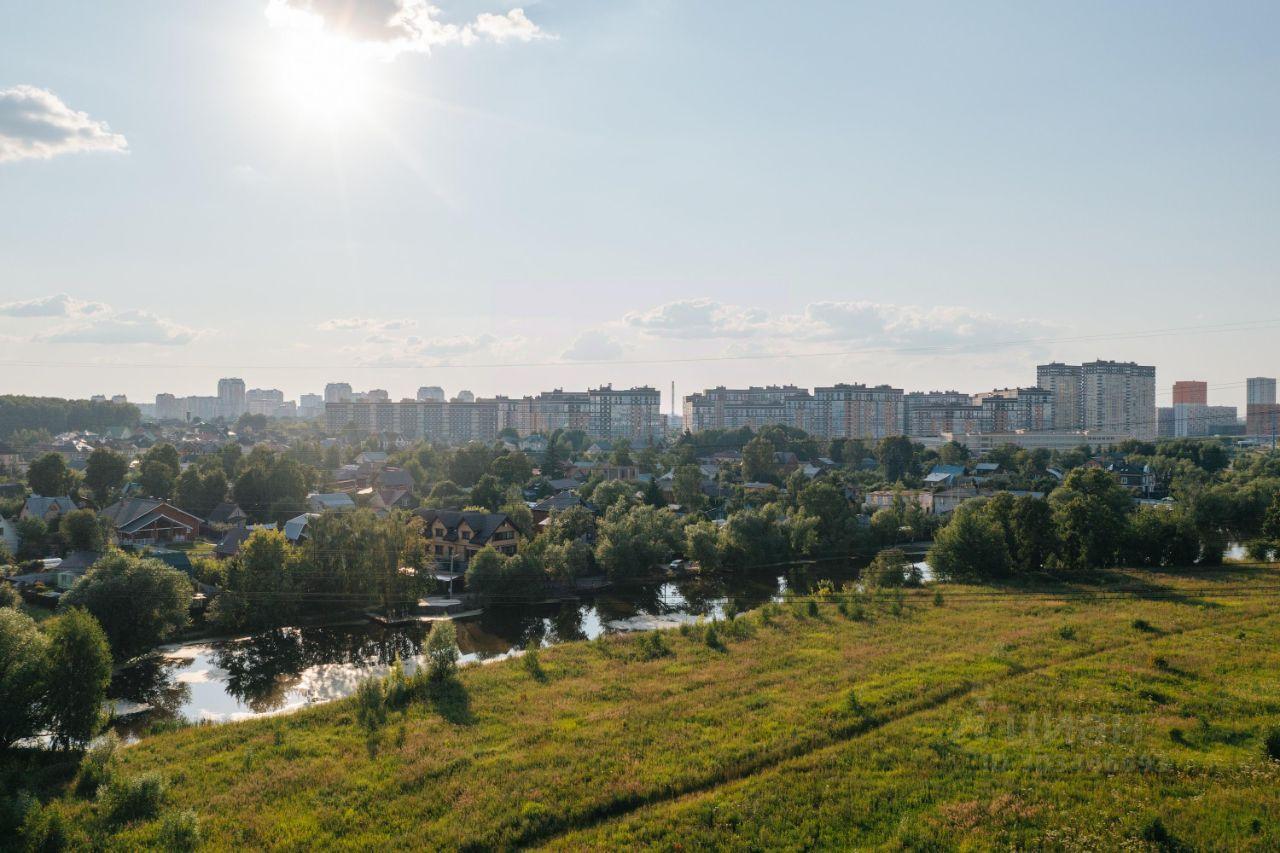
[1, 0, 1277, 412]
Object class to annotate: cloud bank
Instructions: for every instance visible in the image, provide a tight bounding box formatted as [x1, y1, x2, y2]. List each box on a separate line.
[0, 86, 127, 163]
[1, 293, 198, 346]
[264, 0, 550, 59]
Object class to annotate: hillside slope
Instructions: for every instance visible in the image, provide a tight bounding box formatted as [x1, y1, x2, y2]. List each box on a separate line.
[33, 567, 1280, 850]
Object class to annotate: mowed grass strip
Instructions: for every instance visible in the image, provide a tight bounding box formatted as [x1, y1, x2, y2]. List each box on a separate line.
[57, 568, 1280, 850]
[546, 601, 1280, 850]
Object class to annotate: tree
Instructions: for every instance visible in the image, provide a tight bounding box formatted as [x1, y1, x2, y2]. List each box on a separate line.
[1010, 495, 1056, 571]
[61, 552, 191, 660]
[642, 478, 665, 507]
[937, 441, 970, 465]
[876, 436, 917, 483]
[684, 520, 721, 572]
[742, 436, 777, 484]
[544, 506, 596, 545]
[718, 506, 791, 570]
[213, 529, 301, 631]
[865, 548, 920, 587]
[174, 465, 228, 519]
[489, 452, 533, 486]
[590, 479, 637, 513]
[541, 432, 567, 480]
[58, 508, 107, 553]
[927, 501, 1011, 581]
[43, 608, 112, 750]
[15, 516, 49, 560]
[232, 450, 310, 525]
[611, 439, 633, 466]
[83, 447, 129, 502]
[796, 480, 858, 553]
[426, 480, 466, 509]
[595, 504, 681, 580]
[448, 444, 496, 488]
[138, 458, 178, 501]
[27, 452, 74, 496]
[464, 547, 507, 598]
[424, 620, 459, 681]
[0, 608, 48, 749]
[469, 475, 506, 513]
[672, 464, 705, 511]
[1049, 468, 1133, 572]
[1263, 493, 1280, 542]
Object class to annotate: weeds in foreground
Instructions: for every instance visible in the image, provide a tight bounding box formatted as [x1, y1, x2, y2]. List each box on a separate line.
[522, 642, 547, 682]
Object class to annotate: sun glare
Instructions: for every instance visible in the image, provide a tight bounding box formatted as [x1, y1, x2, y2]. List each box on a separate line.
[272, 30, 381, 124]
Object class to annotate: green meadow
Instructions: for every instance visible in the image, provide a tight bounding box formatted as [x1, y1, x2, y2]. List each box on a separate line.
[21, 565, 1280, 850]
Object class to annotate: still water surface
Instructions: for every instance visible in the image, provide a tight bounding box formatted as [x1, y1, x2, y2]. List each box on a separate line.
[112, 560, 910, 733]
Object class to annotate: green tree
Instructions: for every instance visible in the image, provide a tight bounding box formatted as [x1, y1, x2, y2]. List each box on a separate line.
[0, 608, 49, 749]
[424, 620, 459, 681]
[1049, 468, 1133, 572]
[489, 452, 533, 486]
[61, 552, 191, 660]
[426, 480, 466, 509]
[642, 478, 665, 507]
[15, 516, 49, 560]
[718, 506, 791, 570]
[610, 439, 633, 466]
[468, 475, 506, 512]
[684, 519, 721, 572]
[448, 444, 496, 488]
[595, 504, 681, 580]
[742, 436, 777, 484]
[671, 464, 705, 511]
[927, 500, 1011, 581]
[174, 465, 228, 519]
[936, 441, 970, 465]
[541, 432, 567, 480]
[58, 508, 107, 553]
[590, 479, 637, 513]
[43, 608, 112, 750]
[1009, 495, 1056, 571]
[865, 548, 921, 587]
[464, 546, 507, 598]
[138, 458, 178, 501]
[876, 436, 917, 483]
[27, 452, 74, 496]
[83, 447, 129, 503]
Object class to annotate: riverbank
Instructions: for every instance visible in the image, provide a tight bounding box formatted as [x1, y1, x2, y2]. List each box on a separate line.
[22, 563, 1280, 849]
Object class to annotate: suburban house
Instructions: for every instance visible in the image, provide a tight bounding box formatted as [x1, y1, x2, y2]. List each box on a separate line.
[21, 495, 78, 523]
[307, 492, 357, 513]
[1107, 462, 1158, 498]
[283, 513, 316, 544]
[99, 498, 204, 545]
[924, 464, 967, 488]
[530, 491, 584, 525]
[206, 502, 248, 528]
[215, 523, 277, 559]
[0, 442, 20, 471]
[415, 509, 522, 565]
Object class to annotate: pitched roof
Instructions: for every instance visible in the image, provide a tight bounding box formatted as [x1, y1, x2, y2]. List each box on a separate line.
[532, 492, 582, 513]
[375, 468, 415, 489]
[23, 495, 77, 518]
[206, 502, 247, 526]
[100, 497, 203, 532]
[414, 508, 517, 547]
[308, 492, 356, 511]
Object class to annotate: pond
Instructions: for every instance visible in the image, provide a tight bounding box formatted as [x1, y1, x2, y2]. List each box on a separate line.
[110, 558, 901, 736]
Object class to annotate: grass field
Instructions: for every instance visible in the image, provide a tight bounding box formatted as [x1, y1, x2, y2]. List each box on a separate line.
[23, 565, 1280, 850]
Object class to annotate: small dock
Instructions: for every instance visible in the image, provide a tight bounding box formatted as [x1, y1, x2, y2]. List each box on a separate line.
[366, 597, 481, 625]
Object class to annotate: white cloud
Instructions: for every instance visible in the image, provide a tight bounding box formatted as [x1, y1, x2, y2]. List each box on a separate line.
[34, 310, 199, 346]
[562, 330, 624, 362]
[410, 333, 496, 357]
[0, 86, 127, 164]
[626, 298, 1051, 350]
[264, 1, 550, 59]
[318, 317, 417, 332]
[0, 293, 107, 318]
[473, 9, 549, 43]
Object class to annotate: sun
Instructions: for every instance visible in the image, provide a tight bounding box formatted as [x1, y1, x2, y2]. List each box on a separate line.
[271, 29, 382, 124]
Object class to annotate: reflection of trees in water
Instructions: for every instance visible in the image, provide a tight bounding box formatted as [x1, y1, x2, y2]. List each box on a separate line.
[214, 629, 307, 713]
[110, 655, 192, 717]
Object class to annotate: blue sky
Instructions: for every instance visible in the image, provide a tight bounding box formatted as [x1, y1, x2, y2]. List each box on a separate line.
[1, 1, 1277, 409]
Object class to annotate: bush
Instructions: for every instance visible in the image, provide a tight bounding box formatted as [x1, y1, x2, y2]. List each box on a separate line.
[932, 590, 944, 607]
[0, 582, 18, 609]
[98, 772, 167, 826]
[1057, 625, 1077, 641]
[704, 622, 724, 652]
[635, 630, 671, 660]
[354, 677, 388, 732]
[1132, 618, 1155, 633]
[806, 599, 819, 617]
[157, 809, 201, 852]
[76, 731, 121, 798]
[424, 620, 460, 682]
[1264, 727, 1280, 761]
[20, 801, 67, 852]
[522, 642, 546, 681]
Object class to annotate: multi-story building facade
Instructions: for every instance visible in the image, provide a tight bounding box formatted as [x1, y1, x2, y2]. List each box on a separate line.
[970, 387, 1056, 433]
[587, 385, 661, 444]
[417, 386, 445, 402]
[299, 394, 324, 419]
[1036, 363, 1083, 430]
[217, 378, 246, 419]
[1157, 407, 1175, 438]
[324, 383, 353, 404]
[903, 391, 972, 437]
[1247, 377, 1277, 406]
[682, 386, 808, 434]
[1172, 380, 1208, 405]
[1247, 404, 1280, 440]
[246, 388, 285, 417]
[1081, 360, 1156, 439]
[813, 384, 905, 440]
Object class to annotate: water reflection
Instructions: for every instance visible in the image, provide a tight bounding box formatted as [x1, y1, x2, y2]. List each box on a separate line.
[110, 561, 866, 735]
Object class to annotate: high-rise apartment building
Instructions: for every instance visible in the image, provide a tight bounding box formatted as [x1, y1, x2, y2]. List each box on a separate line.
[1247, 377, 1277, 406]
[1172, 380, 1208, 405]
[813, 384, 905, 440]
[417, 386, 445, 402]
[1036, 363, 1083, 430]
[324, 383, 353, 404]
[217, 377, 246, 419]
[588, 385, 662, 444]
[1081, 360, 1156, 440]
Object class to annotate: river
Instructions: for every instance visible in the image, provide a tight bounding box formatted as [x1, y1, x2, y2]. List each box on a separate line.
[111, 558, 915, 736]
